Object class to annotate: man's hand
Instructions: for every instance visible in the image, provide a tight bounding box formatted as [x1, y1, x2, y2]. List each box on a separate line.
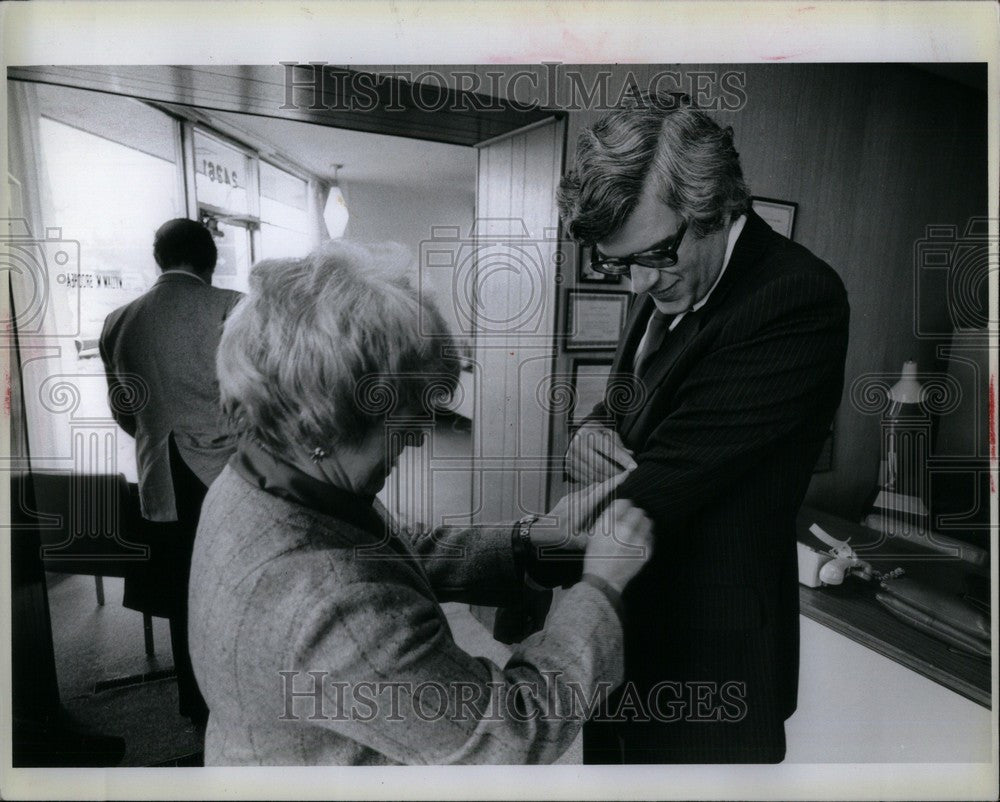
[532, 473, 630, 554]
[565, 421, 637, 485]
[584, 500, 655, 594]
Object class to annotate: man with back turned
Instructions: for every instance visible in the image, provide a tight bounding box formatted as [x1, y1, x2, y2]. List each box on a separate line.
[100, 218, 242, 726]
[557, 94, 850, 763]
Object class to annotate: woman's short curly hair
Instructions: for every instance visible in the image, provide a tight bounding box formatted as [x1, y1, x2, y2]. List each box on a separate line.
[217, 239, 459, 454]
[557, 93, 751, 243]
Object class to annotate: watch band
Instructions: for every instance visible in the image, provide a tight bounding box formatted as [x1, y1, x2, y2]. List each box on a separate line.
[517, 514, 537, 558]
[511, 514, 537, 578]
[513, 514, 583, 589]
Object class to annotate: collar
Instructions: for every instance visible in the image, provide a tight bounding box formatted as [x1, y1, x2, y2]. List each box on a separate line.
[668, 213, 746, 331]
[230, 438, 382, 534]
[157, 269, 206, 284]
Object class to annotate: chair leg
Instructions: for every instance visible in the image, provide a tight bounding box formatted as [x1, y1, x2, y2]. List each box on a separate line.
[143, 614, 155, 657]
[94, 575, 105, 606]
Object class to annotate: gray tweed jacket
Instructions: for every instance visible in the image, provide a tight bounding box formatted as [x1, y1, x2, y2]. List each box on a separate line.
[189, 462, 624, 765]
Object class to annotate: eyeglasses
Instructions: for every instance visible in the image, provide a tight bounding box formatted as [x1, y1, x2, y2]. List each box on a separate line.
[590, 220, 688, 276]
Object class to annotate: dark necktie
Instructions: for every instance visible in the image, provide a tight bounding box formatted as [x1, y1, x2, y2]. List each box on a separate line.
[633, 310, 674, 376]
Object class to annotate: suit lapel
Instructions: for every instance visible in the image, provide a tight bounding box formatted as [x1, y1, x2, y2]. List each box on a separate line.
[610, 294, 654, 378]
[619, 309, 704, 442]
[604, 295, 653, 427]
[616, 210, 777, 444]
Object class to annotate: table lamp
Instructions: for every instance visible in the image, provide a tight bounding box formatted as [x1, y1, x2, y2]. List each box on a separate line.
[863, 360, 931, 538]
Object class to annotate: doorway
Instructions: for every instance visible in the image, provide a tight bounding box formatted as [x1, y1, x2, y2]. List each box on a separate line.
[7, 65, 568, 766]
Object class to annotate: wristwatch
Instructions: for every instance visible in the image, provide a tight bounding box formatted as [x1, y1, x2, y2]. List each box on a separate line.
[512, 513, 583, 589]
[515, 514, 538, 561]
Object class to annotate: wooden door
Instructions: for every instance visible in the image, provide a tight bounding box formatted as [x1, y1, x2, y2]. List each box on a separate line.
[470, 118, 565, 522]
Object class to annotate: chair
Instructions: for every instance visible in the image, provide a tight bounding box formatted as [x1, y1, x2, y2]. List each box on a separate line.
[10, 471, 157, 656]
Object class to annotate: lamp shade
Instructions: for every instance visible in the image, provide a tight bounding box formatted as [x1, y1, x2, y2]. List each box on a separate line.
[889, 360, 923, 405]
[323, 185, 349, 239]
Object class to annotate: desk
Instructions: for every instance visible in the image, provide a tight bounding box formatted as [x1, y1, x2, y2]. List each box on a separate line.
[785, 616, 993, 763]
[796, 506, 990, 708]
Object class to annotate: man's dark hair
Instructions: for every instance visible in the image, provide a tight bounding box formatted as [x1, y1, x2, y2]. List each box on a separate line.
[153, 218, 218, 273]
[557, 92, 751, 244]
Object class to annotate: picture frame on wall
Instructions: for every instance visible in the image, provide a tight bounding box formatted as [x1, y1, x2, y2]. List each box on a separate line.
[565, 290, 630, 350]
[578, 243, 623, 284]
[752, 196, 798, 239]
[568, 357, 614, 429]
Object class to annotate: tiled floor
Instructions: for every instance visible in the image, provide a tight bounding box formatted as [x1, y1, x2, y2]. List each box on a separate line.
[62, 675, 203, 767]
[46, 572, 201, 765]
[47, 573, 174, 701]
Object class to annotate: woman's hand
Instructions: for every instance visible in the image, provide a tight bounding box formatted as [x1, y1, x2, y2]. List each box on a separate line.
[533, 473, 630, 553]
[583, 500, 654, 593]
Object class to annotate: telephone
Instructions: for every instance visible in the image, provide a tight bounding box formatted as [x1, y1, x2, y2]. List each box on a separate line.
[797, 523, 874, 587]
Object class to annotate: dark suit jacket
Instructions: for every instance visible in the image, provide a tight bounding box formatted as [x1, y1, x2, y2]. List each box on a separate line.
[99, 272, 243, 522]
[582, 210, 850, 763]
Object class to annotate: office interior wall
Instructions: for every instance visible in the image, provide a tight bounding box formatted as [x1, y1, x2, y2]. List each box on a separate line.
[343, 179, 476, 349]
[388, 63, 988, 519]
[11, 65, 988, 521]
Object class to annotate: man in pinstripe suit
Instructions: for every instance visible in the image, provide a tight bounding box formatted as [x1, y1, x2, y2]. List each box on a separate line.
[557, 95, 850, 763]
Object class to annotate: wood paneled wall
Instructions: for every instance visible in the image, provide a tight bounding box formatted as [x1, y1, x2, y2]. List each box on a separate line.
[406, 63, 987, 518]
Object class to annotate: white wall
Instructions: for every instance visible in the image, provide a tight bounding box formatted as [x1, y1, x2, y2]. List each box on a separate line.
[343, 179, 475, 346]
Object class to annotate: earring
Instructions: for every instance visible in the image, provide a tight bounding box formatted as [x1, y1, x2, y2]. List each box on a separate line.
[310, 447, 327, 463]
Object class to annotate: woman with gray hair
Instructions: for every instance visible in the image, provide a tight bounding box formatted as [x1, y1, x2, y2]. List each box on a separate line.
[189, 239, 654, 765]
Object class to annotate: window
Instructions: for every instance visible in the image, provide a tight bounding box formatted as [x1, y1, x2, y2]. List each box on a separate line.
[39, 118, 182, 346]
[25, 84, 184, 479]
[192, 128, 258, 293]
[210, 220, 253, 293]
[192, 129, 252, 217]
[258, 161, 312, 260]
[16, 84, 324, 481]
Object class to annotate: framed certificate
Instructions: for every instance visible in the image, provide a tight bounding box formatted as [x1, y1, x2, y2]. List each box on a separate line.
[752, 196, 797, 239]
[568, 357, 613, 427]
[565, 290, 630, 350]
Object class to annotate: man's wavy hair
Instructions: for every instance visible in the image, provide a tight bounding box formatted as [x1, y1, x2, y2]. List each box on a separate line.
[217, 239, 459, 455]
[557, 93, 751, 244]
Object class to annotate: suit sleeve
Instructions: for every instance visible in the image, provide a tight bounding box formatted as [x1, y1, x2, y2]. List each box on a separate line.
[617, 269, 849, 535]
[98, 318, 138, 438]
[283, 572, 624, 764]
